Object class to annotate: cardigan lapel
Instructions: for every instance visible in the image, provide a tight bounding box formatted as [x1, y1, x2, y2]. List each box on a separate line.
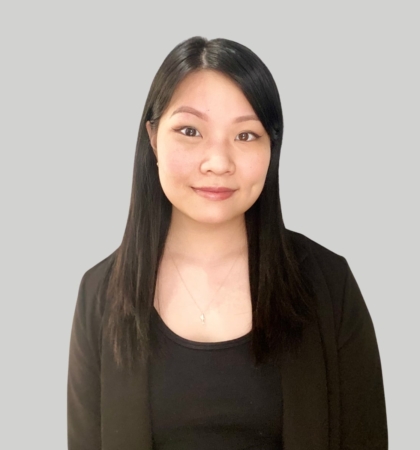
[280, 249, 329, 450]
[101, 311, 153, 449]
[99, 238, 338, 450]
[280, 246, 341, 450]
[280, 320, 329, 450]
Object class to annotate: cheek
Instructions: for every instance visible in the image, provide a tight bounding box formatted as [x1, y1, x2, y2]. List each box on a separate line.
[158, 131, 197, 175]
[158, 144, 196, 191]
[165, 151, 194, 179]
[242, 152, 270, 185]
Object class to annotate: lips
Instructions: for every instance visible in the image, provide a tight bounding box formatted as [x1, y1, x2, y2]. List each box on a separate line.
[192, 187, 236, 193]
[191, 186, 236, 201]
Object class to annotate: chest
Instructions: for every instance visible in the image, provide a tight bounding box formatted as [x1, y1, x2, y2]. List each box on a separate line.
[153, 256, 253, 343]
[148, 318, 282, 448]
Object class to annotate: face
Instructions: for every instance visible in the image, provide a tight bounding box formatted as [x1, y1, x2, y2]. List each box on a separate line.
[146, 69, 271, 226]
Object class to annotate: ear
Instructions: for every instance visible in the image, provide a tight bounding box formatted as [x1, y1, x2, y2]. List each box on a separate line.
[146, 121, 158, 157]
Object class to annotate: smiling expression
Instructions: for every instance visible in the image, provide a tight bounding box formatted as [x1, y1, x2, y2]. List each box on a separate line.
[146, 69, 271, 226]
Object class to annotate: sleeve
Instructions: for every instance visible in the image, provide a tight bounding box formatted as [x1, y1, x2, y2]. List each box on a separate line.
[338, 260, 388, 449]
[67, 272, 102, 450]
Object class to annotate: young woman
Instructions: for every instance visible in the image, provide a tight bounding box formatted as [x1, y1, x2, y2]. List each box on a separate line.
[67, 36, 388, 449]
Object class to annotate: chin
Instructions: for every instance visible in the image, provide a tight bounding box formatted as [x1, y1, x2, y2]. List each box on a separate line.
[191, 211, 244, 225]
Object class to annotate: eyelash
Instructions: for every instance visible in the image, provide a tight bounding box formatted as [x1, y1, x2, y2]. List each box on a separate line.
[175, 126, 261, 142]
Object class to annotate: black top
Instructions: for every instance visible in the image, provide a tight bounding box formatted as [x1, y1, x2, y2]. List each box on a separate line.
[148, 307, 283, 449]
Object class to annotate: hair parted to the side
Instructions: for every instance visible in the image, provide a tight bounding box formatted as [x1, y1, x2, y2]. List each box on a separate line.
[103, 36, 317, 371]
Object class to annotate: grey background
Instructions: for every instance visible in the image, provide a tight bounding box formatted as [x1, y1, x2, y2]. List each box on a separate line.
[1, 1, 418, 448]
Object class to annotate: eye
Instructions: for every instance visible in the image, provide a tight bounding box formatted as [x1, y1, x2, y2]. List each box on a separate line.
[177, 126, 202, 138]
[236, 132, 260, 142]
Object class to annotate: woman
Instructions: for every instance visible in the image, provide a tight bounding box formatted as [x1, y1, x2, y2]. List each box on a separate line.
[68, 36, 387, 449]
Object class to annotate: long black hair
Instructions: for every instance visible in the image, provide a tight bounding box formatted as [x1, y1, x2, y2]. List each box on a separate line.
[104, 36, 316, 370]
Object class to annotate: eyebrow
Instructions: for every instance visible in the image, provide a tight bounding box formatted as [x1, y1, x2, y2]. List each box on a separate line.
[170, 106, 260, 124]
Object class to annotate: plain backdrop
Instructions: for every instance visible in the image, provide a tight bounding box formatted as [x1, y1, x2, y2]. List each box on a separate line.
[1, 1, 418, 448]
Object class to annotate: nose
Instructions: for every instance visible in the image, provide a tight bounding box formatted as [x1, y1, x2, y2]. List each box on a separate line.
[199, 138, 235, 175]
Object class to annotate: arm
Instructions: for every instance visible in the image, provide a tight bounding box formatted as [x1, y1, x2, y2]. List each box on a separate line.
[67, 272, 102, 450]
[338, 260, 388, 449]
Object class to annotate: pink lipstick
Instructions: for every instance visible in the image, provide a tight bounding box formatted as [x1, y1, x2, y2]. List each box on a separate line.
[192, 186, 236, 201]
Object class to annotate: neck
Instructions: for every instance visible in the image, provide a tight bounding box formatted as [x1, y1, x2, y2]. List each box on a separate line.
[164, 209, 248, 266]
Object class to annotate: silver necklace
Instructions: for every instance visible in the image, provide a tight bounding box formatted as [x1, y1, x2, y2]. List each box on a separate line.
[163, 248, 244, 325]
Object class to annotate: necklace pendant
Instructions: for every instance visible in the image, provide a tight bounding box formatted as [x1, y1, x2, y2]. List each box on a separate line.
[200, 313, 205, 324]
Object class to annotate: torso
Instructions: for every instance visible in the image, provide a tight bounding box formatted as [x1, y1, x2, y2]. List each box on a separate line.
[153, 252, 253, 342]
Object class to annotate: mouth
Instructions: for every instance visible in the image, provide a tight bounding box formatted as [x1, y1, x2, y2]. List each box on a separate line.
[191, 187, 236, 201]
[192, 186, 236, 193]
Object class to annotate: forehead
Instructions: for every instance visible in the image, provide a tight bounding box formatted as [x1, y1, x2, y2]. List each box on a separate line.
[162, 70, 256, 120]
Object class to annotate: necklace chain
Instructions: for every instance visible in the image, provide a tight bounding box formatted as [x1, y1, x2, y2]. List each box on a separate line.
[159, 247, 244, 325]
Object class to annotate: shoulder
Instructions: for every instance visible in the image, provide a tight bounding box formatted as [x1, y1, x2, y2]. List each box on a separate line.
[287, 229, 372, 346]
[287, 228, 349, 281]
[80, 250, 117, 294]
[74, 250, 118, 327]
[287, 230, 354, 328]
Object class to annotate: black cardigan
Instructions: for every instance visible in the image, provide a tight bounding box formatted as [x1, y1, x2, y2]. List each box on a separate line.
[67, 231, 388, 449]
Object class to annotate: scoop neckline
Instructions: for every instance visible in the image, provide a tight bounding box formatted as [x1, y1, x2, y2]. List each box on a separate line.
[151, 305, 252, 350]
